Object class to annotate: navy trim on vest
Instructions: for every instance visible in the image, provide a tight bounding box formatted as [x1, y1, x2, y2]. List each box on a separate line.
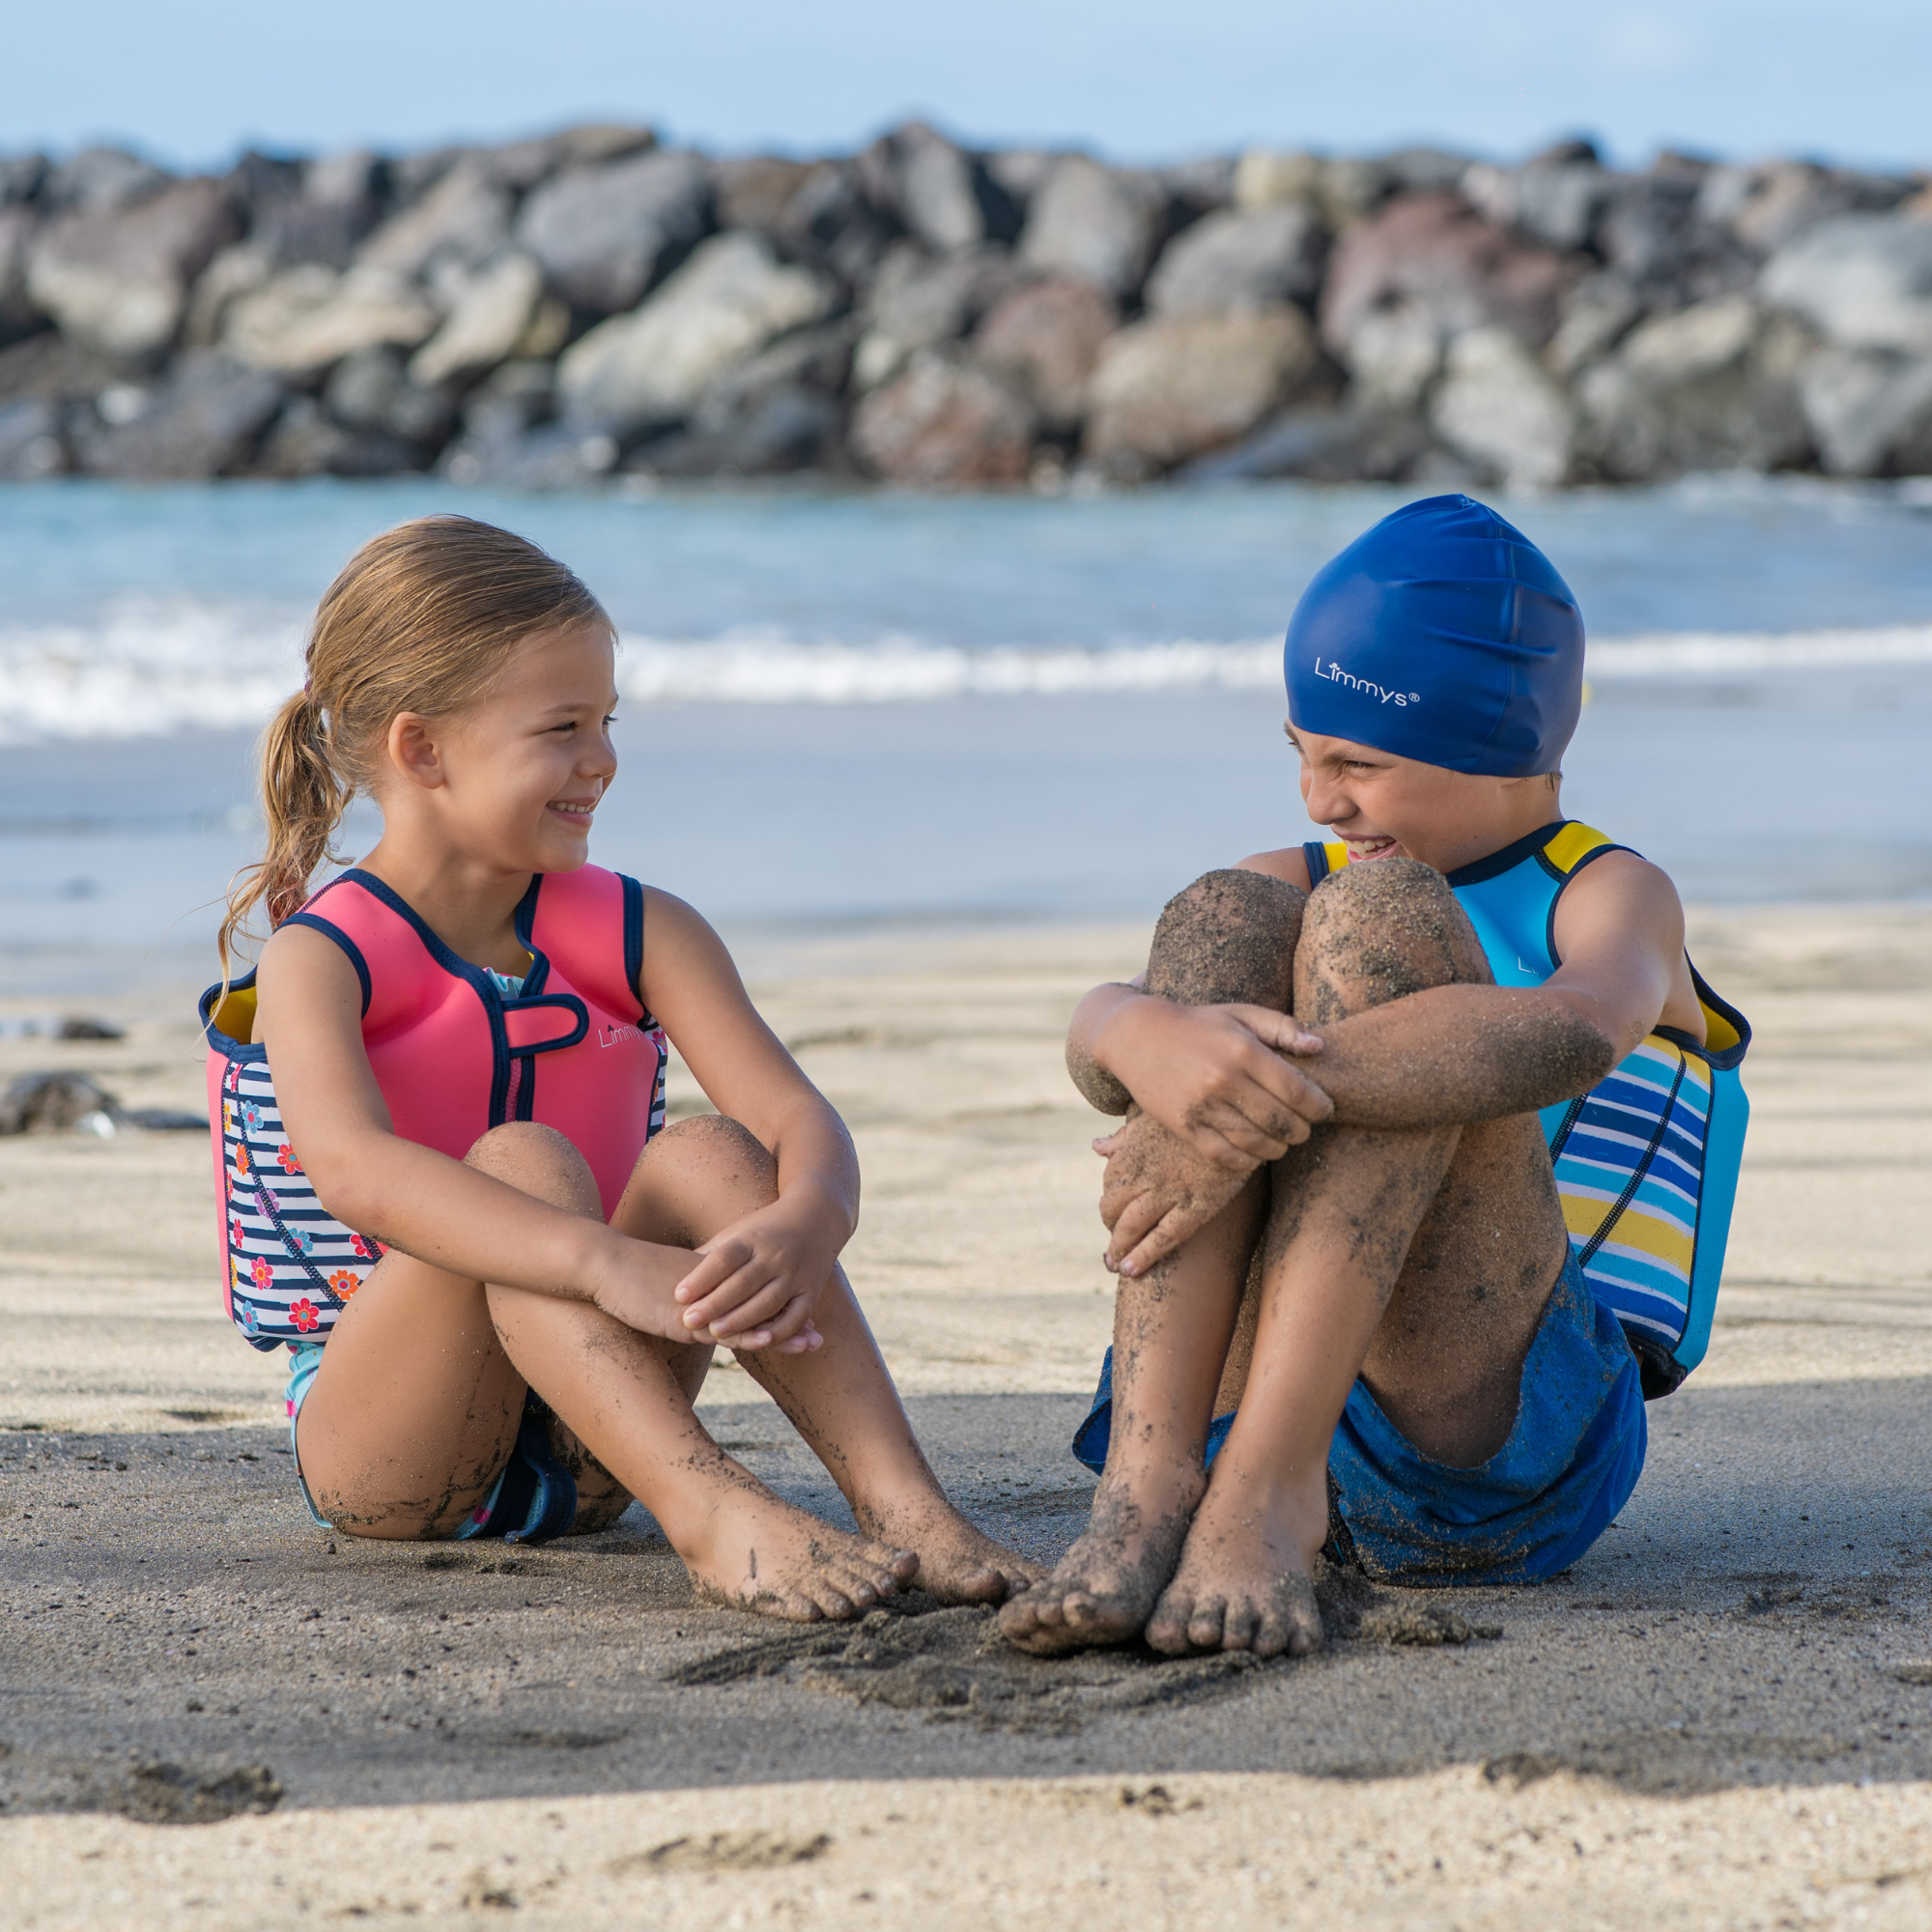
[280, 913, 373, 1016]
[1541, 840, 1634, 972]
[1301, 839, 1334, 886]
[499, 994, 590, 1055]
[620, 873, 646, 1022]
[1444, 819, 1569, 889]
[198, 968, 268, 1062]
[512, 876, 548, 996]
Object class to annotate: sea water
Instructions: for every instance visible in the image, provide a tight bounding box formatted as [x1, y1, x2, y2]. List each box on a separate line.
[2, 474, 1930, 995]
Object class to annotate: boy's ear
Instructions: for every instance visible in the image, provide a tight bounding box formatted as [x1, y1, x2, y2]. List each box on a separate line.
[387, 713, 446, 791]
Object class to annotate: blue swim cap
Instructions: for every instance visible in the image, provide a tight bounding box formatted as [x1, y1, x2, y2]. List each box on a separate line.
[1284, 496, 1584, 777]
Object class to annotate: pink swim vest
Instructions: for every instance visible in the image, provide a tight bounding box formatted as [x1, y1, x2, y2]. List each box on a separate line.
[200, 864, 668, 1350]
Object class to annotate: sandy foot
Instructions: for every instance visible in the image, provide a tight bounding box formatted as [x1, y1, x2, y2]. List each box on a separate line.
[686, 1487, 919, 1621]
[859, 1497, 1047, 1605]
[996, 1475, 1201, 1655]
[1144, 1469, 1326, 1659]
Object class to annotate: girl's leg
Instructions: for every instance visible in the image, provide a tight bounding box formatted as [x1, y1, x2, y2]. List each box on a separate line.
[603, 1114, 1041, 1605]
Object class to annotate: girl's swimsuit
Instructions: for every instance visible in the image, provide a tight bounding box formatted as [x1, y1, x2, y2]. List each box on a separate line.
[1074, 820, 1751, 1587]
[200, 864, 668, 1542]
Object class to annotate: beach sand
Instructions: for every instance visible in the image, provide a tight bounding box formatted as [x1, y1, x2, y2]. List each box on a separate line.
[3, 904, 1931, 1928]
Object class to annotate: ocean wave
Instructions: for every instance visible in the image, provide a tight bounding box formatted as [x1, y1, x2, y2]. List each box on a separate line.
[4, 603, 1932, 739]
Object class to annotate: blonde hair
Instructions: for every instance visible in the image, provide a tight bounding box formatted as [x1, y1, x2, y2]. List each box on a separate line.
[218, 515, 610, 975]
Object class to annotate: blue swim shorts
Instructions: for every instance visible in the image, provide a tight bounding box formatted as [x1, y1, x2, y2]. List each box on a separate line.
[1071, 1249, 1647, 1587]
[285, 1341, 579, 1545]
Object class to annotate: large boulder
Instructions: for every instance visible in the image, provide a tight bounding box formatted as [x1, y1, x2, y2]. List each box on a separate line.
[0, 205, 43, 344]
[253, 396, 421, 478]
[857, 122, 1020, 253]
[1698, 161, 1908, 257]
[1320, 193, 1576, 387]
[26, 178, 240, 361]
[852, 243, 1015, 389]
[324, 345, 455, 450]
[556, 232, 835, 435]
[479, 123, 656, 191]
[1759, 213, 1932, 355]
[1017, 156, 1170, 299]
[644, 320, 855, 476]
[0, 154, 49, 206]
[1575, 296, 1814, 479]
[515, 149, 712, 314]
[1461, 156, 1610, 253]
[1596, 169, 1753, 300]
[41, 146, 171, 214]
[355, 159, 513, 282]
[1144, 201, 1327, 314]
[73, 352, 284, 478]
[222, 265, 440, 378]
[1084, 307, 1328, 470]
[408, 250, 544, 387]
[851, 352, 1037, 486]
[1428, 326, 1575, 489]
[714, 158, 898, 286]
[1793, 347, 1932, 476]
[972, 278, 1118, 432]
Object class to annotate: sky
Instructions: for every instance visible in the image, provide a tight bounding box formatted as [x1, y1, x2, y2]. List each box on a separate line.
[2, 1, 1926, 176]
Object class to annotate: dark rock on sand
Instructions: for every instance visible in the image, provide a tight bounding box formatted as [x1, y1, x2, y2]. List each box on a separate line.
[973, 278, 1118, 432]
[27, 178, 240, 363]
[851, 351, 1037, 486]
[1143, 201, 1329, 314]
[1017, 156, 1172, 299]
[515, 148, 713, 315]
[1085, 307, 1330, 471]
[0, 1070, 124, 1133]
[73, 350, 285, 479]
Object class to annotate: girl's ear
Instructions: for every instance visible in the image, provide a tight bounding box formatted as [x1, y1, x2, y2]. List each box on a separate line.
[387, 713, 447, 791]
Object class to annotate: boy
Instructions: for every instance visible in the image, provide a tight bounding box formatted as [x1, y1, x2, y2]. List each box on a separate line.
[1001, 495, 1748, 1660]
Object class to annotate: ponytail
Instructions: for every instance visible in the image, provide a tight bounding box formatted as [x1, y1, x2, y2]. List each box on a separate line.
[213, 515, 608, 987]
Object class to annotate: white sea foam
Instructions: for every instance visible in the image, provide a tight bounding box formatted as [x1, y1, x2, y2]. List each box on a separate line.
[4, 600, 1932, 740]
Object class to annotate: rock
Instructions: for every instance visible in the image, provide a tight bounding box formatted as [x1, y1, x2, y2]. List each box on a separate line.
[850, 352, 1037, 485]
[0, 329, 124, 407]
[1597, 173, 1750, 298]
[1084, 307, 1328, 470]
[1793, 347, 1932, 475]
[0, 398, 67, 477]
[41, 147, 171, 215]
[515, 149, 712, 315]
[1017, 156, 1170, 298]
[324, 344, 455, 448]
[714, 156, 815, 235]
[718, 159, 898, 287]
[0, 153, 48, 205]
[0, 1070, 126, 1134]
[482, 123, 656, 191]
[984, 151, 1059, 204]
[408, 250, 543, 387]
[557, 232, 835, 436]
[73, 351, 284, 479]
[972, 278, 1118, 431]
[1575, 296, 1814, 479]
[852, 243, 1015, 389]
[222, 265, 440, 378]
[1179, 402, 1432, 483]
[1461, 157, 1610, 252]
[1428, 326, 1575, 489]
[646, 321, 857, 476]
[857, 122, 1019, 254]
[0, 205, 44, 344]
[27, 178, 240, 361]
[1759, 213, 1932, 355]
[1699, 161, 1909, 257]
[1545, 270, 1647, 377]
[1234, 149, 1322, 212]
[355, 159, 512, 282]
[441, 420, 620, 490]
[248, 151, 386, 270]
[1320, 193, 1576, 393]
[1158, 156, 1236, 219]
[182, 243, 273, 349]
[252, 394, 419, 478]
[1145, 202, 1327, 315]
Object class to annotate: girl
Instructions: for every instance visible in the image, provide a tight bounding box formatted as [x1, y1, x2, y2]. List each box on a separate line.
[203, 515, 1037, 1620]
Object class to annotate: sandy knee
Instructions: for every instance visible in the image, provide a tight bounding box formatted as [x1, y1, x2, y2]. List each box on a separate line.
[463, 1122, 601, 1216]
[1301, 857, 1490, 1010]
[1147, 867, 1306, 1009]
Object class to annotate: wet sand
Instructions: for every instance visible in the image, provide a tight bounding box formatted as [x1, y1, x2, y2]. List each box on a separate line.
[3, 905, 1931, 1928]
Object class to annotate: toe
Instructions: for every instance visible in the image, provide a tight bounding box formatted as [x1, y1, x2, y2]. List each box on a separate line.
[1145, 1587, 1194, 1655]
[1221, 1598, 1260, 1653]
[1186, 1595, 1228, 1652]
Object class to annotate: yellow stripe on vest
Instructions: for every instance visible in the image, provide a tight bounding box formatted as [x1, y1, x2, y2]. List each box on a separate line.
[1540, 821, 1613, 877]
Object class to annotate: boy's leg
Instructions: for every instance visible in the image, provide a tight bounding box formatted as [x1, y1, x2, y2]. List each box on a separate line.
[1145, 858, 1571, 1655]
[614, 1115, 1040, 1605]
[1002, 870, 1304, 1654]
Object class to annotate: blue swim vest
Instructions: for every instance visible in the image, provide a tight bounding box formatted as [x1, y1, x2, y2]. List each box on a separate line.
[1304, 820, 1750, 1399]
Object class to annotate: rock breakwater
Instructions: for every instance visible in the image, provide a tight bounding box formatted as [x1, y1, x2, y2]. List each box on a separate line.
[1, 126, 1927, 490]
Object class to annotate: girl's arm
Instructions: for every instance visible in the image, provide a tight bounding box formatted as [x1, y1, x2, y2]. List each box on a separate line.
[251, 923, 794, 1350]
[636, 890, 862, 1350]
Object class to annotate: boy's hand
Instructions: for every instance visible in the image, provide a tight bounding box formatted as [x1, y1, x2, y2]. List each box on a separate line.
[1096, 997, 1331, 1168]
[671, 1199, 835, 1353]
[1097, 1111, 1260, 1277]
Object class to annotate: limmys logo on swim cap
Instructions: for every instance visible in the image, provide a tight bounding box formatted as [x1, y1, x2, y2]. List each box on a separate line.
[1311, 657, 1422, 708]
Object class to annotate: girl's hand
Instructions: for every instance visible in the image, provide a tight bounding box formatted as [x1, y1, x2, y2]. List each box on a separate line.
[672, 1198, 838, 1353]
[1097, 998, 1331, 1169]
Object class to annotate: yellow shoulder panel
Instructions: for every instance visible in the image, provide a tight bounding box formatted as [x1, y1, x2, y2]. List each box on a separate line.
[1542, 821, 1614, 877]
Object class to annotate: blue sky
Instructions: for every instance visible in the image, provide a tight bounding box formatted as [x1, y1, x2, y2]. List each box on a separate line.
[5, 1, 1927, 174]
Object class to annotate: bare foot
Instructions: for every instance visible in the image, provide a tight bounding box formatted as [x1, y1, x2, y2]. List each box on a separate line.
[859, 1495, 1045, 1605]
[682, 1483, 918, 1622]
[1143, 1463, 1327, 1660]
[997, 1469, 1203, 1656]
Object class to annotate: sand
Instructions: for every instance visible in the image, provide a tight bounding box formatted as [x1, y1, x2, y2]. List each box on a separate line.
[3, 904, 1931, 1928]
